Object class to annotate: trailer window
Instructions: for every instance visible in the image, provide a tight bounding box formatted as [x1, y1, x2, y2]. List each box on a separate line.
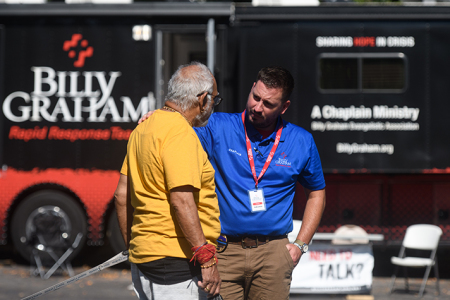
[362, 58, 404, 90]
[319, 54, 406, 93]
[319, 58, 358, 90]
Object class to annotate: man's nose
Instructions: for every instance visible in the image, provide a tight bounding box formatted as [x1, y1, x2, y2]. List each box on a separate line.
[254, 101, 263, 112]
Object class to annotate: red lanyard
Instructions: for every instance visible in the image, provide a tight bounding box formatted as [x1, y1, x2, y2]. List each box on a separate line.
[241, 111, 283, 189]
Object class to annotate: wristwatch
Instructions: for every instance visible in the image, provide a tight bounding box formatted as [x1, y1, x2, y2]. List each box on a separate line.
[293, 239, 309, 254]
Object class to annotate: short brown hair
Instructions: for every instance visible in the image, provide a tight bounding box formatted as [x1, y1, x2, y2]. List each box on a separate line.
[256, 66, 294, 102]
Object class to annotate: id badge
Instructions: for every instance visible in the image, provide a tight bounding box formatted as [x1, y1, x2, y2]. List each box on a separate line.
[248, 188, 266, 212]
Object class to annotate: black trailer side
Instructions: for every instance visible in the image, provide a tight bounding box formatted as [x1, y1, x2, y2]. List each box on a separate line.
[227, 4, 450, 244]
[0, 2, 232, 262]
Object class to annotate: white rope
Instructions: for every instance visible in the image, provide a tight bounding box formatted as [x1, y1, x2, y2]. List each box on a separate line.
[21, 251, 129, 300]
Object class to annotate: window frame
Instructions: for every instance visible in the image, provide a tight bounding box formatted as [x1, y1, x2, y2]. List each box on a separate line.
[317, 52, 408, 94]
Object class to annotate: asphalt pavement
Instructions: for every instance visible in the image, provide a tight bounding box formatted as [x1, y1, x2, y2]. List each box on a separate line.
[0, 260, 136, 300]
[1, 245, 450, 300]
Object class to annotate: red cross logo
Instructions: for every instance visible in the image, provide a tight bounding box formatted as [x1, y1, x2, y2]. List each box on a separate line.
[63, 34, 94, 68]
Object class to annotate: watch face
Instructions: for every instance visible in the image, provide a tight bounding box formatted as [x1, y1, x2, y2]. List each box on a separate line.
[302, 244, 309, 253]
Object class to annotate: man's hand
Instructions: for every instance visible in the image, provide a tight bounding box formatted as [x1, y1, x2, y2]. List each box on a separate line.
[197, 258, 221, 297]
[286, 243, 302, 267]
[138, 111, 155, 124]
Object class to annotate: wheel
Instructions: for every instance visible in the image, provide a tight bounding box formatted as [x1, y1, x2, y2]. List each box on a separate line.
[10, 190, 87, 264]
[105, 207, 127, 255]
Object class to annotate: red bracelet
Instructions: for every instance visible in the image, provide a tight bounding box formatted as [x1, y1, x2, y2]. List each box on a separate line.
[190, 243, 216, 265]
[193, 242, 208, 254]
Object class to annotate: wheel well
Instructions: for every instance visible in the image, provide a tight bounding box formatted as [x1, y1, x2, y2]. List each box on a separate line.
[6, 183, 88, 244]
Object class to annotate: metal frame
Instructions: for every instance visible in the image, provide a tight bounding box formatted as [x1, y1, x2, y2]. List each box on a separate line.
[154, 20, 216, 107]
[233, 4, 450, 22]
[0, 3, 233, 17]
[317, 52, 408, 94]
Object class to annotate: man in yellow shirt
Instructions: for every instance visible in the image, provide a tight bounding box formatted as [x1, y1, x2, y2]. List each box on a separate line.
[114, 62, 222, 299]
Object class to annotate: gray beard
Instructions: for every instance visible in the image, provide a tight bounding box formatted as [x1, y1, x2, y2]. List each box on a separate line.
[193, 104, 213, 127]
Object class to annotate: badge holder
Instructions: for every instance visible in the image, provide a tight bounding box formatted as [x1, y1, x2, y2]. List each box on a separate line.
[248, 187, 266, 212]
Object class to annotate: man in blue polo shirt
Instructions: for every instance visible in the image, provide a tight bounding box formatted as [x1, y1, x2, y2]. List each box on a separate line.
[139, 66, 326, 300]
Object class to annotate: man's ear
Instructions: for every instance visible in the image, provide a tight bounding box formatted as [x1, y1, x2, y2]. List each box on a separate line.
[281, 100, 291, 115]
[198, 92, 208, 111]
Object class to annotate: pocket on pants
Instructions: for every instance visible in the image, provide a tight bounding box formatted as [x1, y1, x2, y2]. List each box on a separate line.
[280, 241, 295, 271]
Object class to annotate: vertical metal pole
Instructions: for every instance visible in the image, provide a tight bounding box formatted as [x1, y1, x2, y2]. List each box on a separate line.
[207, 18, 215, 75]
[155, 30, 164, 108]
[358, 56, 362, 92]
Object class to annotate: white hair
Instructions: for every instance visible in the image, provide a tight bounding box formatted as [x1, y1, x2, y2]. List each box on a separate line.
[165, 62, 213, 112]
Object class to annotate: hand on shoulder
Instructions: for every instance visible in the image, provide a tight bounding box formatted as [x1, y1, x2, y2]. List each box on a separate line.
[138, 110, 155, 124]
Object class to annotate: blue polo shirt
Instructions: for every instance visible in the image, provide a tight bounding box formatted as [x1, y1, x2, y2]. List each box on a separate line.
[195, 111, 325, 236]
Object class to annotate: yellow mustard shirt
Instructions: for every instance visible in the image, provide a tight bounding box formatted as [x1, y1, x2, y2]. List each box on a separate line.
[121, 109, 221, 264]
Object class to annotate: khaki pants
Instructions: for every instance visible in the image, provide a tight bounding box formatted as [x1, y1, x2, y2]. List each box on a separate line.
[217, 238, 294, 300]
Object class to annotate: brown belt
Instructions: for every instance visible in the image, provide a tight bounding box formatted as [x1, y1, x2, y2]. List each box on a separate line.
[226, 235, 287, 249]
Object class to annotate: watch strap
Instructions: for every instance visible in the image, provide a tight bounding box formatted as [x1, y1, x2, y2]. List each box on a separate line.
[293, 239, 308, 253]
[294, 239, 307, 246]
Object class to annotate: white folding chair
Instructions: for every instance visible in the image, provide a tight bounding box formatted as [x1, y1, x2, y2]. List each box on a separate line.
[389, 224, 442, 297]
[27, 208, 83, 279]
[31, 232, 83, 279]
[331, 224, 369, 245]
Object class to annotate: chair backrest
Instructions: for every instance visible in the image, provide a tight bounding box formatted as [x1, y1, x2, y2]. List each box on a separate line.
[402, 224, 442, 250]
[332, 224, 369, 245]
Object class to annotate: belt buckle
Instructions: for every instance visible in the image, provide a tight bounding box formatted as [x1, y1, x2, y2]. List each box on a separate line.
[241, 236, 258, 249]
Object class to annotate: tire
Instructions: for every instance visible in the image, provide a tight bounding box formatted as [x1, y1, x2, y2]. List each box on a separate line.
[10, 190, 87, 264]
[105, 207, 127, 255]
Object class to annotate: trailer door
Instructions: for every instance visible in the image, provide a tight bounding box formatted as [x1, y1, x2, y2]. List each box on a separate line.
[0, 25, 4, 166]
[154, 20, 215, 107]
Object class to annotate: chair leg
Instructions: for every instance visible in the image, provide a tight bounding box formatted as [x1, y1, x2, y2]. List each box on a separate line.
[434, 261, 440, 296]
[30, 252, 36, 276]
[419, 265, 433, 297]
[32, 249, 45, 279]
[389, 265, 399, 293]
[403, 267, 409, 291]
[43, 238, 80, 280]
[65, 261, 74, 278]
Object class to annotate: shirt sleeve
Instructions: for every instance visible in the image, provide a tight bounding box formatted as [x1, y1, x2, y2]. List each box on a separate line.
[194, 113, 217, 158]
[298, 137, 326, 190]
[120, 156, 128, 176]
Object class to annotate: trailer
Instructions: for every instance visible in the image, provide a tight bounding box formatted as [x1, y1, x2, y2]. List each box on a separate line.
[0, 2, 232, 263]
[1, 2, 450, 264]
